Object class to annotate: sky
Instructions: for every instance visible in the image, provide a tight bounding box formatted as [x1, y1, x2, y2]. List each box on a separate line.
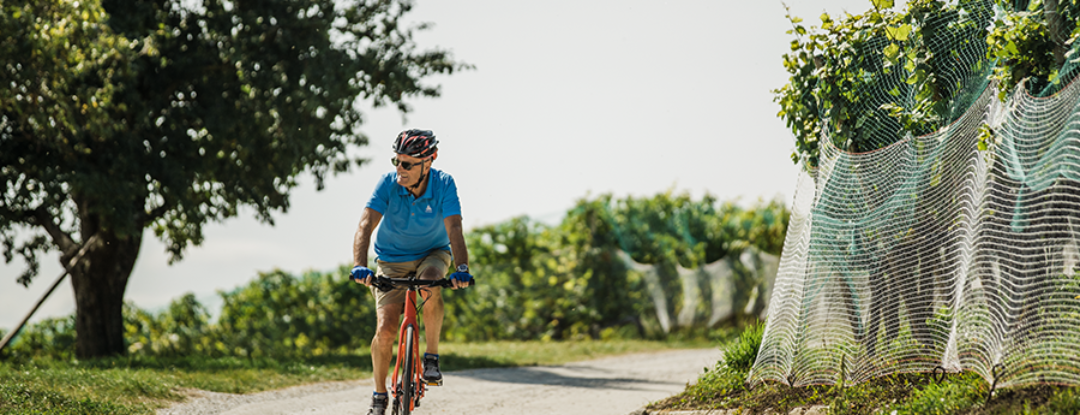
[1, 0, 872, 330]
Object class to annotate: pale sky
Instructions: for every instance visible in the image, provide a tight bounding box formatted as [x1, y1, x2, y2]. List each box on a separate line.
[1, 0, 871, 330]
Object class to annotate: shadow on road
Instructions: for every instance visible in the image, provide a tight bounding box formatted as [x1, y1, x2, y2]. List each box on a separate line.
[449, 364, 686, 391]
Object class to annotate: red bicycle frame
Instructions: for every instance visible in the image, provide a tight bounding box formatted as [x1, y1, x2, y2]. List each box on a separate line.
[390, 282, 426, 412]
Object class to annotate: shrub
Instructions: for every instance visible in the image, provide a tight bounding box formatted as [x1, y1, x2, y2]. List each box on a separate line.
[723, 321, 764, 372]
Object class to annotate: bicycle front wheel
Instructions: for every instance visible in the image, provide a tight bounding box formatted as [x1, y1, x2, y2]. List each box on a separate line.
[397, 325, 415, 415]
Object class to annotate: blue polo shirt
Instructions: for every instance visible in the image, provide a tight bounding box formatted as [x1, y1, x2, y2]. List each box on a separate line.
[366, 168, 462, 263]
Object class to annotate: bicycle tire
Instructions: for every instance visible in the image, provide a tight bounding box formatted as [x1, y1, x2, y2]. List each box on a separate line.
[399, 325, 415, 415]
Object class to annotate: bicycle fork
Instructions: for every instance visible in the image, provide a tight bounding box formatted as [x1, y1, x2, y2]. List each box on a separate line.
[391, 288, 426, 413]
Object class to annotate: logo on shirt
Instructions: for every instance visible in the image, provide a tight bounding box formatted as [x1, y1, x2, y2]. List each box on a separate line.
[425, 205, 433, 214]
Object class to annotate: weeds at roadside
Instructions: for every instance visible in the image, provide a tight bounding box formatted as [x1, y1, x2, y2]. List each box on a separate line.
[649, 327, 1080, 414]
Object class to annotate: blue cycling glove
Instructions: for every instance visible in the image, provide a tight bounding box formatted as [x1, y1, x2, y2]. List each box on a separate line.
[351, 266, 375, 284]
[449, 271, 474, 287]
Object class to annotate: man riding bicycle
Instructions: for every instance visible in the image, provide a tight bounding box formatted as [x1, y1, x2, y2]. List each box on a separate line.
[351, 129, 474, 415]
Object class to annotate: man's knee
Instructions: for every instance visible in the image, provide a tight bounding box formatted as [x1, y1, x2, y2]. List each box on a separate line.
[418, 266, 443, 281]
[374, 321, 397, 338]
[373, 305, 403, 341]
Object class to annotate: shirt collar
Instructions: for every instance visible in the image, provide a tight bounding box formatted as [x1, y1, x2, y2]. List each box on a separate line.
[395, 168, 437, 200]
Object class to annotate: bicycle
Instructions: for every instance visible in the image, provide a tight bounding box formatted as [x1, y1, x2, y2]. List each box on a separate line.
[371, 273, 472, 415]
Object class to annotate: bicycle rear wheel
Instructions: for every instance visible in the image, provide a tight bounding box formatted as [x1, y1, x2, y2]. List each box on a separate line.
[396, 325, 415, 415]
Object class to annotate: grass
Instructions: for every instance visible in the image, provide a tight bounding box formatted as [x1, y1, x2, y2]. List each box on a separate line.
[648, 327, 1080, 415]
[437, 337, 712, 367]
[0, 339, 707, 414]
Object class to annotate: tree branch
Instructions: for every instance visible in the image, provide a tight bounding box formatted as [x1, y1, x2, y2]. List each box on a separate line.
[33, 206, 77, 255]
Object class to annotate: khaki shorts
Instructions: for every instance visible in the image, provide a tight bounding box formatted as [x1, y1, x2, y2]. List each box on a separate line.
[370, 249, 452, 308]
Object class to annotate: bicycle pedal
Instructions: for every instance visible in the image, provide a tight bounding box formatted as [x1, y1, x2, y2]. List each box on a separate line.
[425, 379, 443, 386]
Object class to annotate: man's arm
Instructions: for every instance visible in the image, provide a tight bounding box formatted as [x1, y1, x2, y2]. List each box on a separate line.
[444, 214, 470, 289]
[354, 207, 383, 269]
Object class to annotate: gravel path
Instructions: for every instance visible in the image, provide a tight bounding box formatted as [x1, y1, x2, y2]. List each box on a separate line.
[157, 348, 721, 415]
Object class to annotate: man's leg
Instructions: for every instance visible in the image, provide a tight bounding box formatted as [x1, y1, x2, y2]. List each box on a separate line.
[414, 250, 451, 385]
[418, 266, 445, 355]
[371, 303, 404, 394]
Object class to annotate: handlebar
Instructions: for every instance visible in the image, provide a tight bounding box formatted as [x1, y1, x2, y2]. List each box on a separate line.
[371, 275, 474, 292]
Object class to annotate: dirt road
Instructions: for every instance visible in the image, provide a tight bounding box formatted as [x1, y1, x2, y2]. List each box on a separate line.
[158, 348, 721, 415]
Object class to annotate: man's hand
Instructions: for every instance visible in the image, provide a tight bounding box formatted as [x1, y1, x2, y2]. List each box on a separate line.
[351, 266, 375, 286]
[449, 271, 473, 290]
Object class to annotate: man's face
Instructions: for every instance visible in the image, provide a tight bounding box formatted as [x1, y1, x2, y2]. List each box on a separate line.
[394, 153, 429, 188]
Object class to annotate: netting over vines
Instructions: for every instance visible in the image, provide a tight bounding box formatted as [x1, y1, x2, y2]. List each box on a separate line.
[750, 1, 1080, 389]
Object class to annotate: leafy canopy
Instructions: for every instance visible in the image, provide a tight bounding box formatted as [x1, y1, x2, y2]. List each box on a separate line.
[0, 0, 469, 284]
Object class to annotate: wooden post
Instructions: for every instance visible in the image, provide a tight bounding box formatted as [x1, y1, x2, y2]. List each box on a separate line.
[0, 270, 69, 355]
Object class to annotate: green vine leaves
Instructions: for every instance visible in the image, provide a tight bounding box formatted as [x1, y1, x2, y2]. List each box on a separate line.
[776, 0, 1078, 169]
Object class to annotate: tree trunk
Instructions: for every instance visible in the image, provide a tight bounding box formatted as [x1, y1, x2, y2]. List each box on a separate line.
[67, 230, 143, 358]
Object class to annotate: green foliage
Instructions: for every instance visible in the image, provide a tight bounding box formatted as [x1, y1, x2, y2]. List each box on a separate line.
[889, 371, 986, 414]
[986, 0, 1080, 99]
[442, 192, 789, 342]
[679, 364, 748, 408]
[0, 0, 470, 273]
[124, 293, 211, 357]
[723, 321, 764, 372]
[599, 193, 788, 328]
[0, 315, 78, 361]
[658, 322, 1080, 414]
[603, 192, 788, 265]
[0, 0, 135, 285]
[0, 354, 365, 414]
[775, 0, 1080, 169]
[2, 192, 786, 359]
[977, 123, 997, 151]
[4, 267, 374, 361]
[1045, 387, 1080, 414]
[442, 216, 610, 341]
[212, 266, 375, 358]
[986, 4, 1059, 99]
[0, 382, 138, 415]
[1, 0, 468, 357]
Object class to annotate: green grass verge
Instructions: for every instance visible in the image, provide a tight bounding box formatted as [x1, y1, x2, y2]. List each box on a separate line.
[649, 327, 1080, 415]
[0, 339, 705, 415]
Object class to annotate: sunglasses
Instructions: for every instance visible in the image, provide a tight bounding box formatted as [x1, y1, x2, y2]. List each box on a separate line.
[391, 157, 428, 170]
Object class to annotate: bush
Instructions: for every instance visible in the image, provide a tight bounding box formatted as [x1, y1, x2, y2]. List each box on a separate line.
[212, 266, 376, 358]
[125, 293, 212, 357]
[723, 321, 764, 372]
[1, 316, 77, 361]
[1046, 387, 1080, 414]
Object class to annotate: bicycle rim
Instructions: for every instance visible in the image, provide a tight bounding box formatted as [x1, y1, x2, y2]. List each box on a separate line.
[399, 325, 415, 415]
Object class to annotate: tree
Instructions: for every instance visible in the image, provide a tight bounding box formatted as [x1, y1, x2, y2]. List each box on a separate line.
[0, 0, 468, 358]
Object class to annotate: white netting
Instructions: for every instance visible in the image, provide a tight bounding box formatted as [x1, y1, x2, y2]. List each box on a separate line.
[750, 70, 1080, 388]
[618, 249, 778, 333]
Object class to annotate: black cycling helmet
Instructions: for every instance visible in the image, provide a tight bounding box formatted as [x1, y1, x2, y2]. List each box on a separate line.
[393, 129, 438, 159]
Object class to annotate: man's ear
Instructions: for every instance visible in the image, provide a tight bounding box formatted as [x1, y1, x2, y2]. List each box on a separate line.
[431, 151, 438, 162]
